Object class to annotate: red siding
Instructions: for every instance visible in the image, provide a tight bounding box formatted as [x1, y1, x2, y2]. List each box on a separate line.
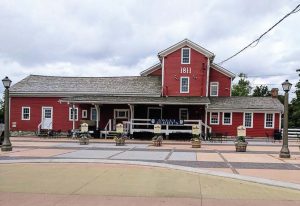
[163, 47, 208, 96]
[10, 97, 82, 132]
[207, 112, 281, 137]
[209, 68, 231, 97]
[148, 68, 162, 76]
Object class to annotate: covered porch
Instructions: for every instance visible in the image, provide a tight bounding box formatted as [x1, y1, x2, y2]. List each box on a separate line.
[60, 96, 211, 139]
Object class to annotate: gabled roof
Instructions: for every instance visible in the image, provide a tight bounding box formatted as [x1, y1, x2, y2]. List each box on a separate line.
[158, 39, 215, 59]
[208, 97, 283, 112]
[10, 75, 162, 97]
[211, 63, 236, 79]
[140, 63, 161, 76]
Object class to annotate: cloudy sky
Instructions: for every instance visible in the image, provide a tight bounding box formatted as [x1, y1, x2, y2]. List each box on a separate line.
[0, 0, 299, 98]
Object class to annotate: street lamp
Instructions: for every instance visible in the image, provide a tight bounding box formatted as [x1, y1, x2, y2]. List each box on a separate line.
[279, 79, 292, 158]
[1, 76, 12, 151]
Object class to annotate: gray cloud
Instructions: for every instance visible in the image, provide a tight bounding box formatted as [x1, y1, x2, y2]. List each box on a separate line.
[0, 0, 299, 98]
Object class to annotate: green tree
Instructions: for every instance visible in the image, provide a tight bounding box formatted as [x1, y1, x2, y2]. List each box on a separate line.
[232, 73, 252, 96]
[252, 85, 271, 97]
[288, 69, 300, 128]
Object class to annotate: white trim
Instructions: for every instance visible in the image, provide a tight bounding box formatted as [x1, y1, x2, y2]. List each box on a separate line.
[140, 63, 161, 76]
[264, 113, 275, 129]
[90, 107, 97, 121]
[158, 39, 214, 58]
[243, 112, 253, 128]
[222, 112, 232, 125]
[82, 110, 87, 118]
[279, 112, 282, 130]
[181, 48, 191, 64]
[210, 112, 220, 125]
[211, 63, 236, 79]
[207, 109, 281, 113]
[179, 108, 189, 120]
[162, 57, 165, 95]
[210, 82, 219, 96]
[21, 106, 30, 120]
[147, 107, 162, 120]
[114, 109, 130, 119]
[69, 107, 78, 121]
[180, 77, 190, 93]
[230, 77, 232, 96]
[206, 58, 210, 97]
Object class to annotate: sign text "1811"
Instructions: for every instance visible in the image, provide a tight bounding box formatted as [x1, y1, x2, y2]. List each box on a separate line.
[180, 67, 192, 74]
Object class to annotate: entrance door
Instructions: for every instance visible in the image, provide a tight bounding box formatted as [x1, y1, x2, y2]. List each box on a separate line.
[148, 107, 162, 120]
[41, 107, 53, 129]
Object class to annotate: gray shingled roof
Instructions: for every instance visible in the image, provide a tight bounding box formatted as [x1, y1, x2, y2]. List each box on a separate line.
[10, 75, 162, 97]
[208, 97, 284, 111]
[60, 96, 210, 105]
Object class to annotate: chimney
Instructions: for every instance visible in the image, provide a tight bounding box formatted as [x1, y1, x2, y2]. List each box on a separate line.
[271, 88, 278, 98]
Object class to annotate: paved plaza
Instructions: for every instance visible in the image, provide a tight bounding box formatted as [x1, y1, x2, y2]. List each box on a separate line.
[1, 137, 300, 205]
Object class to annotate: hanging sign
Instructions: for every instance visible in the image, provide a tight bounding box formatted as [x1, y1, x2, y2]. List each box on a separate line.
[237, 125, 246, 137]
[116, 123, 124, 133]
[154, 124, 161, 134]
[192, 124, 200, 135]
[151, 119, 184, 125]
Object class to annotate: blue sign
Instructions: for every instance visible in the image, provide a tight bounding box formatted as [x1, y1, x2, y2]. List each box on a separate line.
[151, 119, 184, 125]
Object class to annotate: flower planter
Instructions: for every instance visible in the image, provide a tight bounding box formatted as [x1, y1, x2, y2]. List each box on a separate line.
[79, 138, 89, 145]
[191, 140, 201, 148]
[115, 138, 125, 146]
[235, 142, 248, 152]
[152, 140, 162, 147]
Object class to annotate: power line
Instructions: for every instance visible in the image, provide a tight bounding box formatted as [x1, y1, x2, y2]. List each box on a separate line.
[219, 3, 300, 65]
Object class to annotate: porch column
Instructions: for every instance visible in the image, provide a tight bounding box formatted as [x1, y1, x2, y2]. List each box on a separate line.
[204, 105, 208, 135]
[95, 104, 100, 130]
[129, 104, 135, 135]
[72, 104, 76, 138]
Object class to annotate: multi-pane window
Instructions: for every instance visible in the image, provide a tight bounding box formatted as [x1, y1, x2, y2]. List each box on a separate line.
[91, 108, 97, 121]
[179, 108, 189, 120]
[181, 48, 190, 64]
[210, 112, 219, 124]
[180, 77, 189, 93]
[22, 107, 30, 120]
[114, 110, 129, 119]
[223, 112, 232, 125]
[210, 82, 219, 96]
[265, 113, 274, 128]
[244, 112, 253, 128]
[69, 107, 78, 121]
[82, 110, 87, 118]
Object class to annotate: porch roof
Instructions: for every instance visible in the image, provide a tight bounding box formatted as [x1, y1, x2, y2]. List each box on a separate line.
[208, 97, 284, 112]
[60, 96, 210, 105]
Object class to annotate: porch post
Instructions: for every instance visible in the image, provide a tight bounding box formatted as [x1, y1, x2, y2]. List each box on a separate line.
[72, 104, 76, 138]
[205, 105, 208, 136]
[95, 104, 100, 131]
[129, 104, 135, 135]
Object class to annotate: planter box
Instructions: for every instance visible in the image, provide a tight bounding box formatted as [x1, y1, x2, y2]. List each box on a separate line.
[115, 139, 125, 146]
[152, 140, 162, 147]
[235, 142, 248, 152]
[191, 140, 201, 148]
[79, 138, 89, 145]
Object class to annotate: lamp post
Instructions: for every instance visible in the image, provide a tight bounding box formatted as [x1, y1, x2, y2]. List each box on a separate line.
[1, 76, 12, 151]
[279, 79, 292, 158]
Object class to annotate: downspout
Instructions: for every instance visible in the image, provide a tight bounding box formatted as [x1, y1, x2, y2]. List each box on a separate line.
[206, 57, 211, 97]
[72, 104, 76, 138]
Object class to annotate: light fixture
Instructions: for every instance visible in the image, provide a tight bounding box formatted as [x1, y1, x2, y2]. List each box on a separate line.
[281, 79, 292, 92]
[2, 76, 12, 89]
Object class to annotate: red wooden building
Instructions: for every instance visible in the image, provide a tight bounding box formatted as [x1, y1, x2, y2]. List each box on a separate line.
[9, 39, 283, 138]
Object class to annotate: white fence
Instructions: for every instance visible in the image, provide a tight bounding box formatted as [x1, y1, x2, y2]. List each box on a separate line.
[287, 128, 300, 138]
[0, 124, 4, 136]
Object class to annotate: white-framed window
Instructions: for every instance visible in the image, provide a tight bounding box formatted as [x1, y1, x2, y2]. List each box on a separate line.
[181, 48, 190, 64]
[69, 107, 78, 121]
[91, 108, 97, 121]
[223, 112, 232, 125]
[114, 109, 129, 119]
[210, 112, 219, 125]
[210, 82, 219, 96]
[265, 113, 274, 128]
[22, 107, 30, 120]
[180, 77, 189, 93]
[179, 108, 189, 120]
[244, 112, 253, 128]
[82, 110, 87, 118]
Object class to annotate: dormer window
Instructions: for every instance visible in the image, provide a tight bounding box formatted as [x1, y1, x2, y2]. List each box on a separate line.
[181, 48, 190, 64]
[210, 82, 219, 96]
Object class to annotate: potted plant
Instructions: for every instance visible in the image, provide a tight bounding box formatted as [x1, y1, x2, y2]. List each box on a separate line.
[152, 134, 163, 147]
[114, 133, 126, 146]
[79, 133, 90, 145]
[234, 136, 248, 152]
[191, 134, 201, 148]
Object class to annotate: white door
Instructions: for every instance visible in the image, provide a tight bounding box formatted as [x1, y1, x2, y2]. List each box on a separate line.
[41, 107, 53, 129]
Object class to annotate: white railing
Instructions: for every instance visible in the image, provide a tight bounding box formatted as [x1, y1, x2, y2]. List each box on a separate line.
[286, 128, 300, 138]
[104, 119, 112, 139]
[130, 119, 204, 135]
[0, 123, 4, 136]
